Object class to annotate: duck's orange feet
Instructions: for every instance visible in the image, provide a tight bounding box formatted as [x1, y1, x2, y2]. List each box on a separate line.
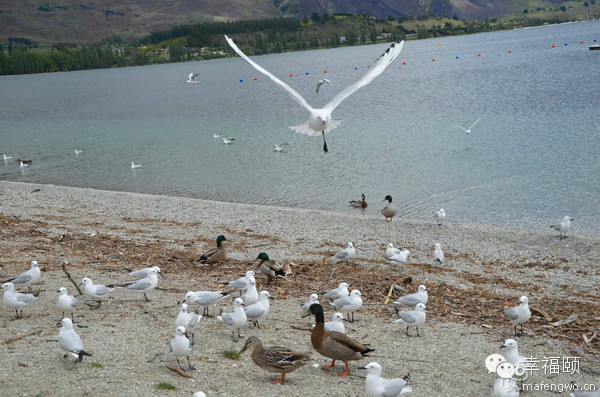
[504, 298, 509, 307]
[322, 359, 336, 370]
[337, 362, 350, 377]
[271, 373, 285, 384]
[386, 218, 392, 222]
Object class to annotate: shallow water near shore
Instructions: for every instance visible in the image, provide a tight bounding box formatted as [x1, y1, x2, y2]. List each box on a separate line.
[1, 21, 599, 235]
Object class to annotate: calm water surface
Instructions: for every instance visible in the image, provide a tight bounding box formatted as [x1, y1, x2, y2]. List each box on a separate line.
[1, 21, 599, 235]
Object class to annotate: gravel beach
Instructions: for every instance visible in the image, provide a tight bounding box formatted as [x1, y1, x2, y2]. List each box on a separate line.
[0, 181, 598, 396]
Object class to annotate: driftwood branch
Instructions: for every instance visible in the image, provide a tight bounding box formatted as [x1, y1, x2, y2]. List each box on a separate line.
[61, 263, 83, 295]
[166, 364, 193, 378]
[1, 329, 43, 345]
[383, 283, 396, 305]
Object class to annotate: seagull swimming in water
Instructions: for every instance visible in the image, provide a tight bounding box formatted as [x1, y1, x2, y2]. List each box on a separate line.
[186, 72, 200, 84]
[273, 143, 289, 151]
[455, 118, 481, 134]
[131, 161, 142, 169]
[316, 78, 330, 95]
[225, 35, 404, 153]
[222, 137, 235, 144]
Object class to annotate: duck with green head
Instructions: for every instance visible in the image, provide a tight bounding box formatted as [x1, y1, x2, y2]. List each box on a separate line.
[239, 336, 311, 384]
[199, 235, 227, 265]
[256, 253, 286, 285]
[303, 303, 374, 377]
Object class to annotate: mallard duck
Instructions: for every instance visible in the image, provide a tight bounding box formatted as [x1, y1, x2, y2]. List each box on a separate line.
[239, 336, 311, 384]
[381, 195, 398, 222]
[256, 252, 285, 284]
[199, 235, 227, 265]
[350, 194, 368, 209]
[304, 303, 374, 377]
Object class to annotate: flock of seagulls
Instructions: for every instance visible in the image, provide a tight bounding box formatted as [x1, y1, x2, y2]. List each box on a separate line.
[0, 210, 585, 396]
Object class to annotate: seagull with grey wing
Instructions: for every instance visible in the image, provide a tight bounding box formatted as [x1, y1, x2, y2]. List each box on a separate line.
[394, 302, 426, 337]
[316, 78, 330, 95]
[4, 260, 41, 292]
[225, 35, 404, 153]
[117, 268, 159, 302]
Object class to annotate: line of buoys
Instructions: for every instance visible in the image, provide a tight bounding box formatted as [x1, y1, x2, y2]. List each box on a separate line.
[234, 38, 598, 81]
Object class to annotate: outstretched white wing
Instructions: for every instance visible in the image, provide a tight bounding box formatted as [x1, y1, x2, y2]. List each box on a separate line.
[324, 40, 404, 112]
[225, 35, 314, 113]
[469, 118, 481, 130]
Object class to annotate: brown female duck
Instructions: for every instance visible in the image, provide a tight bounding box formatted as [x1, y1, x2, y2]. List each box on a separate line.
[239, 336, 311, 384]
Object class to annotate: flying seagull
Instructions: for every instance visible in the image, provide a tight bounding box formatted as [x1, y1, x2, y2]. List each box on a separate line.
[225, 35, 404, 153]
[187, 72, 200, 84]
[455, 118, 481, 134]
[316, 78, 330, 95]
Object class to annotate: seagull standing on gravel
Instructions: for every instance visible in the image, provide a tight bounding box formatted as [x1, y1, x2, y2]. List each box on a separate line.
[170, 326, 195, 371]
[301, 293, 320, 316]
[225, 35, 404, 153]
[175, 303, 202, 346]
[241, 279, 259, 306]
[331, 289, 363, 323]
[4, 260, 41, 292]
[389, 249, 410, 264]
[433, 208, 446, 225]
[184, 290, 230, 316]
[223, 270, 255, 295]
[386, 243, 402, 259]
[80, 277, 114, 307]
[244, 290, 272, 328]
[500, 339, 526, 366]
[129, 265, 161, 279]
[322, 282, 350, 301]
[360, 362, 412, 396]
[57, 287, 78, 321]
[216, 297, 247, 342]
[58, 317, 92, 363]
[394, 285, 428, 308]
[118, 268, 159, 301]
[503, 296, 531, 336]
[394, 303, 427, 336]
[434, 243, 444, 265]
[1, 282, 37, 318]
[550, 216, 574, 239]
[324, 312, 347, 334]
[332, 242, 356, 264]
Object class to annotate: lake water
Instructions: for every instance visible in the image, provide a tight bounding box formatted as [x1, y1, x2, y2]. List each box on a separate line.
[1, 21, 599, 235]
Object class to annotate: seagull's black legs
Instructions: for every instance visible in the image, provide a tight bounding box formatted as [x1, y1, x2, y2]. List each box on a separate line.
[322, 131, 328, 153]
